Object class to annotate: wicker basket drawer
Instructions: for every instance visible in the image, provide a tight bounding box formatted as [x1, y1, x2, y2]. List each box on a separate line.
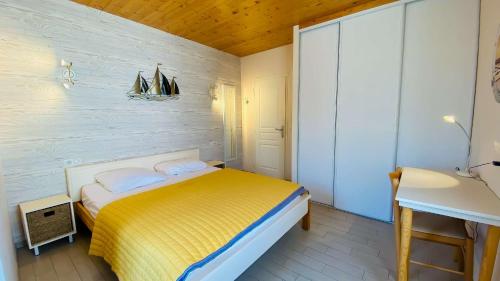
[26, 203, 73, 245]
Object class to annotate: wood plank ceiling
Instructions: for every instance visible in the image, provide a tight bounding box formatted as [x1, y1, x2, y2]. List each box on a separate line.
[73, 0, 395, 57]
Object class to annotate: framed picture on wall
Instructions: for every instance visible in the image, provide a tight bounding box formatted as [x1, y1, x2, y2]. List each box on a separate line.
[493, 26, 500, 103]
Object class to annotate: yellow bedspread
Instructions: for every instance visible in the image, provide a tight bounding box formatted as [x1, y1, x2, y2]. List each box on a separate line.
[89, 168, 304, 281]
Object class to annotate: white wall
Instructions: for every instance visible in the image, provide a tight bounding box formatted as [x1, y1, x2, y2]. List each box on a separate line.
[470, 0, 500, 279]
[241, 45, 292, 179]
[0, 160, 18, 281]
[0, 0, 241, 244]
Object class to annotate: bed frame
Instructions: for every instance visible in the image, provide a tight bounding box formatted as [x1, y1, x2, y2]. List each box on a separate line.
[65, 148, 311, 281]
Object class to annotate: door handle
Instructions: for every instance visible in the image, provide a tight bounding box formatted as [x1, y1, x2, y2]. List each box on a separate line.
[275, 126, 284, 138]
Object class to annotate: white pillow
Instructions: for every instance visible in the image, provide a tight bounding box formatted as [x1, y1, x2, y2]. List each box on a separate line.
[95, 167, 167, 193]
[154, 159, 207, 176]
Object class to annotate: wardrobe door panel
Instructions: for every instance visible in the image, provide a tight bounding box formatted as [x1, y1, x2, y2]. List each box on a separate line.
[397, 0, 479, 170]
[334, 6, 404, 221]
[297, 23, 339, 205]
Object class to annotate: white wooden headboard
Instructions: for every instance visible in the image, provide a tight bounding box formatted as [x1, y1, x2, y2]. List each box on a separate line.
[65, 149, 199, 201]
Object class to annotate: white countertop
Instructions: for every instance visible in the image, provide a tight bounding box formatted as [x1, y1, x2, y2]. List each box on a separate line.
[396, 167, 500, 226]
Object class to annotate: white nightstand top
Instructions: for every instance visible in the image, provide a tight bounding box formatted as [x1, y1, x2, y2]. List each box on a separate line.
[19, 194, 72, 214]
[206, 160, 224, 167]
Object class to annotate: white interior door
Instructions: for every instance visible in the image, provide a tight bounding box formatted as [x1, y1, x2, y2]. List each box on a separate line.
[297, 23, 339, 205]
[397, 0, 479, 170]
[334, 5, 404, 222]
[255, 76, 285, 178]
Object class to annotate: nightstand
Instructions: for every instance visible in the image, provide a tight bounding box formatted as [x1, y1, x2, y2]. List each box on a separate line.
[19, 194, 76, 255]
[206, 160, 225, 169]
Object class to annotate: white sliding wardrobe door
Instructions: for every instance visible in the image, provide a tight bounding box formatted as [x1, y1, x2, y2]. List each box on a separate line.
[297, 23, 339, 205]
[334, 6, 404, 221]
[397, 0, 479, 170]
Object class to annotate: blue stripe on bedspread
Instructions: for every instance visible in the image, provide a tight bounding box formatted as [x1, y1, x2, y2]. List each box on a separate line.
[177, 186, 307, 281]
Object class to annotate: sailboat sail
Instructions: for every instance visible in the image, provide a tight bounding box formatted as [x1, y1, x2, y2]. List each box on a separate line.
[140, 75, 149, 93]
[128, 71, 149, 98]
[133, 74, 141, 95]
[149, 66, 162, 95]
[170, 77, 180, 97]
[161, 73, 171, 96]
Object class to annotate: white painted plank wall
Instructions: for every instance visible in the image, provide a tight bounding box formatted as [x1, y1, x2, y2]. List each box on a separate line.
[0, 0, 241, 243]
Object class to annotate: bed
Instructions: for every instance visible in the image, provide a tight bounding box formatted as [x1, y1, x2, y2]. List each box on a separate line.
[65, 149, 311, 281]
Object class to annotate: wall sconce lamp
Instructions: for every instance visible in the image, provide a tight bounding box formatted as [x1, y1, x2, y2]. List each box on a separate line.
[61, 59, 76, 89]
[209, 84, 218, 101]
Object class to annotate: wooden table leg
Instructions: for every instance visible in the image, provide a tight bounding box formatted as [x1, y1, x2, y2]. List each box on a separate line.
[398, 207, 413, 281]
[478, 225, 500, 281]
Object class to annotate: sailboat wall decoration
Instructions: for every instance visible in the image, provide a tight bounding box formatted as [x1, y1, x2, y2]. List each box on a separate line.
[127, 64, 180, 101]
[127, 71, 149, 97]
[160, 72, 171, 96]
[170, 76, 180, 97]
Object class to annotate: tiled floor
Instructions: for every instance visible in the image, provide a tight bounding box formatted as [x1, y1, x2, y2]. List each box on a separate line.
[17, 203, 464, 281]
